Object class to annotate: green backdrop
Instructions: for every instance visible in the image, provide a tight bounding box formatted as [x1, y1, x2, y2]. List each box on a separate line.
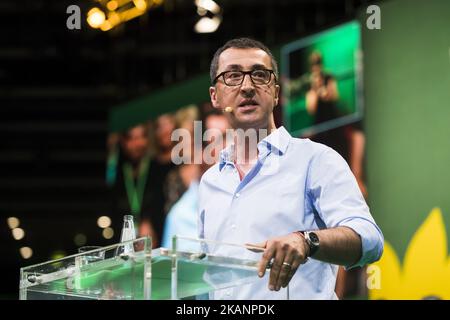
[361, 0, 450, 261]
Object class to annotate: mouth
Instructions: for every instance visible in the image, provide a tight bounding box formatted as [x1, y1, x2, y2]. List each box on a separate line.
[238, 99, 259, 112]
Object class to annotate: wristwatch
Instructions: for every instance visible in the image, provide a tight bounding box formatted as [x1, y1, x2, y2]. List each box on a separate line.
[302, 231, 320, 258]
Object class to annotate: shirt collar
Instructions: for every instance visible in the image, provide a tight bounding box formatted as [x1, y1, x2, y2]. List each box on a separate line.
[219, 126, 291, 171]
[262, 126, 291, 155]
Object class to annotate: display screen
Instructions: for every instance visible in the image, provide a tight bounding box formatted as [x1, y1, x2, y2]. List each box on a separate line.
[281, 21, 363, 138]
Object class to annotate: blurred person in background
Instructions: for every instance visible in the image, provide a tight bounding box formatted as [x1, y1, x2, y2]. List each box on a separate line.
[110, 113, 176, 248]
[335, 119, 369, 299]
[306, 51, 349, 163]
[142, 113, 177, 246]
[112, 122, 155, 240]
[161, 108, 229, 250]
[348, 120, 367, 199]
[163, 106, 200, 214]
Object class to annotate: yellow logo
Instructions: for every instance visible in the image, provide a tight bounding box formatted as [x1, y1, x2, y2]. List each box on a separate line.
[369, 208, 450, 299]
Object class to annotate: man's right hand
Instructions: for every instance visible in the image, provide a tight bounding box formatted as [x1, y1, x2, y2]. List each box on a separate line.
[248, 232, 309, 291]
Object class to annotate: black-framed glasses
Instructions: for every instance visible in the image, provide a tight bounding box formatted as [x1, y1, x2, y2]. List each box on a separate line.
[213, 69, 276, 86]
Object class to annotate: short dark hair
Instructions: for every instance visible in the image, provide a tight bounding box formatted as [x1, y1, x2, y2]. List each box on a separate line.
[210, 37, 279, 84]
[309, 51, 323, 66]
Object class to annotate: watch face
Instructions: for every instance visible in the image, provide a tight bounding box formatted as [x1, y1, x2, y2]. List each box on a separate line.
[309, 232, 319, 245]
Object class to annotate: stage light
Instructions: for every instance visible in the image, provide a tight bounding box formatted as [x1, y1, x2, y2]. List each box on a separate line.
[87, 7, 106, 29]
[20, 247, 33, 259]
[100, 21, 113, 31]
[194, 0, 221, 33]
[197, 7, 207, 16]
[86, 0, 164, 32]
[12, 228, 25, 240]
[106, 0, 118, 11]
[133, 0, 147, 11]
[50, 250, 66, 261]
[97, 216, 112, 228]
[7, 217, 20, 229]
[195, 0, 220, 15]
[194, 16, 221, 33]
[102, 227, 114, 239]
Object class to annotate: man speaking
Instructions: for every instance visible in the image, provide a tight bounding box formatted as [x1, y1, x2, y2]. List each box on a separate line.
[198, 38, 383, 299]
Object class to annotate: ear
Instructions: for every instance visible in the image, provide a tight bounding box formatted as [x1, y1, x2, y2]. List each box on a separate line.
[274, 84, 280, 106]
[209, 86, 220, 109]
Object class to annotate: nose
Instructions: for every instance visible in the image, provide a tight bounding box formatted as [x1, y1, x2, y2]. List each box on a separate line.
[240, 73, 255, 97]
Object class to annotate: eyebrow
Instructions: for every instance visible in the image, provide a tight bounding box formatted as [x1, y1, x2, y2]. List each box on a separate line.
[224, 64, 269, 71]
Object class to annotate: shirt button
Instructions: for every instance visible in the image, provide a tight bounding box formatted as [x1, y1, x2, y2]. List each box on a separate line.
[235, 193, 240, 198]
[231, 224, 236, 230]
[226, 290, 232, 297]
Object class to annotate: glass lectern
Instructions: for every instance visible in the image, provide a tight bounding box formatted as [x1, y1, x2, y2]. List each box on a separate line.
[20, 236, 265, 300]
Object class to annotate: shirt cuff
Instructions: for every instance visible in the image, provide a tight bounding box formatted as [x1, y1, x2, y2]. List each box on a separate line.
[338, 218, 384, 270]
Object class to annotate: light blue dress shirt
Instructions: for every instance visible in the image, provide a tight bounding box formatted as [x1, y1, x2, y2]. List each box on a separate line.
[198, 126, 383, 300]
[162, 181, 200, 251]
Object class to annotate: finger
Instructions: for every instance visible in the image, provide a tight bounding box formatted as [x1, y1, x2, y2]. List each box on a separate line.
[282, 256, 302, 288]
[277, 251, 297, 290]
[269, 244, 287, 291]
[257, 244, 275, 278]
[245, 242, 266, 253]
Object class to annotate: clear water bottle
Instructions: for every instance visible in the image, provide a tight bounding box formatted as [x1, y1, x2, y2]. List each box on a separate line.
[117, 215, 136, 256]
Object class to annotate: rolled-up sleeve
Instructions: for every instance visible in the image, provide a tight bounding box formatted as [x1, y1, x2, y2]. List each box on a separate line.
[307, 147, 384, 269]
[337, 217, 384, 269]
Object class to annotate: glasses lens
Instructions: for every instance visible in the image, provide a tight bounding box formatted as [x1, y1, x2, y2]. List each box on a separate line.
[223, 70, 272, 86]
[251, 70, 271, 84]
[224, 71, 243, 86]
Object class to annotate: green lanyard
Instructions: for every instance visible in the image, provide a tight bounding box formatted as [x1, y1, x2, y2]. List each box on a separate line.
[123, 156, 150, 222]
